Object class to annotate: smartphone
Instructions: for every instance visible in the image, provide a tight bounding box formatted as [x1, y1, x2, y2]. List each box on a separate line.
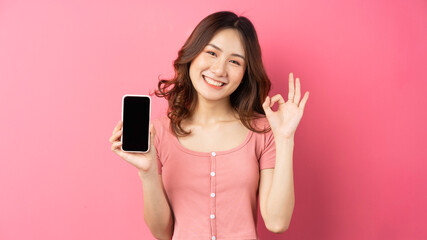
[121, 95, 151, 153]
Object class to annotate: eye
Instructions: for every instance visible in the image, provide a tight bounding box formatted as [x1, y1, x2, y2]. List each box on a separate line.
[230, 60, 241, 66]
[206, 51, 216, 56]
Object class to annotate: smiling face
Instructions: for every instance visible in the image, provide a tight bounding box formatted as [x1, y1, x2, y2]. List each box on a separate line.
[189, 28, 247, 102]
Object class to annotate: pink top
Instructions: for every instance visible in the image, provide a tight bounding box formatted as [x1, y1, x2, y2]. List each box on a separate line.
[152, 116, 276, 240]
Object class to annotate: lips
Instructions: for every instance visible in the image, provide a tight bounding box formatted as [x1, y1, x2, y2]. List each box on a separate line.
[203, 75, 226, 87]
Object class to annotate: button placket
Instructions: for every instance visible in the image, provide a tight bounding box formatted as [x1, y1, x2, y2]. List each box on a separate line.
[209, 152, 217, 238]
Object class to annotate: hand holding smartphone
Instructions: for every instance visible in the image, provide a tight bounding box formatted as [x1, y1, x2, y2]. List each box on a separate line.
[121, 95, 151, 153]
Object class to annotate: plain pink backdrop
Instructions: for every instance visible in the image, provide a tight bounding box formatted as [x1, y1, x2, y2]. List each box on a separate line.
[1, 0, 426, 239]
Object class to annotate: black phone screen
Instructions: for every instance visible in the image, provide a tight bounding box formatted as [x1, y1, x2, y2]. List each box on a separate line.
[122, 95, 150, 152]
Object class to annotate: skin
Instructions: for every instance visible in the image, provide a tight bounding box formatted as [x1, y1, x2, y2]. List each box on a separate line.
[109, 27, 310, 234]
[180, 28, 249, 151]
[259, 72, 309, 232]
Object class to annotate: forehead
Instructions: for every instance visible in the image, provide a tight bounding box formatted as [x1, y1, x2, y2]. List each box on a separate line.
[207, 28, 245, 56]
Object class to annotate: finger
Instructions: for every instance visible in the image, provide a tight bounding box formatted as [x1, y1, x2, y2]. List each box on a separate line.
[109, 129, 122, 143]
[288, 73, 295, 102]
[111, 141, 128, 160]
[112, 120, 123, 134]
[111, 140, 123, 152]
[299, 91, 309, 111]
[294, 77, 301, 104]
[262, 96, 274, 117]
[270, 94, 285, 107]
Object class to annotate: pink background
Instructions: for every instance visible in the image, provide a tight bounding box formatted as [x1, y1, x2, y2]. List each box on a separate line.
[1, 0, 426, 239]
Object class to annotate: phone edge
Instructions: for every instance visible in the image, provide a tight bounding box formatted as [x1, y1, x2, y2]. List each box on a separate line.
[121, 94, 151, 153]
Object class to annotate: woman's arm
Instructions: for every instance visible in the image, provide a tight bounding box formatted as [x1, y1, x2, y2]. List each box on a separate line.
[260, 72, 309, 232]
[261, 137, 295, 233]
[139, 168, 174, 240]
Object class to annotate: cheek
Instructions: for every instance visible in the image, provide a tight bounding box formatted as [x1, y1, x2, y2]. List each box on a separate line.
[194, 55, 211, 68]
[190, 54, 204, 67]
[230, 69, 245, 84]
[189, 58, 204, 77]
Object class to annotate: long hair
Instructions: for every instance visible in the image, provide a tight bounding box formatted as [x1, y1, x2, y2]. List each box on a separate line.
[155, 11, 271, 136]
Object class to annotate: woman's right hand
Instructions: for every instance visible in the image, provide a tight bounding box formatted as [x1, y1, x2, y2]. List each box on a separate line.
[109, 120, 158, 173]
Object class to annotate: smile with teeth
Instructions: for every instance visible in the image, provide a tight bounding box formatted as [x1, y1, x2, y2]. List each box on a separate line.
[203, 75, 225, 87]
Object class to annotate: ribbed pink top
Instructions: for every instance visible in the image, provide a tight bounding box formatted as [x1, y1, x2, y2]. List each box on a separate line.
[152, 116, 276, 240]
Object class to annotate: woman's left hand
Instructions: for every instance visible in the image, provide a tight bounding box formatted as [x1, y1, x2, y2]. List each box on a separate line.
[262, 72, 309, 139]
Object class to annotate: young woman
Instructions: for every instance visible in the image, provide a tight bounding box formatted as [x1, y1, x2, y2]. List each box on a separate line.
[109, 11, 309, 240]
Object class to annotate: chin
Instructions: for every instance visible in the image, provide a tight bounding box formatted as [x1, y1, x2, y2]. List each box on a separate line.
[196, 90, 230, 102]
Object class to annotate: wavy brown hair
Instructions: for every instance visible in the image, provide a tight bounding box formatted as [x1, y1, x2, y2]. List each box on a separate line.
[154, 11, 271, 136]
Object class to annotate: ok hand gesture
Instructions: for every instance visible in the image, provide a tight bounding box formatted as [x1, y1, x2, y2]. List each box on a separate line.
[262, 73, 309, 139]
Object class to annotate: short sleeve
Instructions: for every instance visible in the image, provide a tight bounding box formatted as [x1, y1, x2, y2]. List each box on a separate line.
[259, 122, 276, 170]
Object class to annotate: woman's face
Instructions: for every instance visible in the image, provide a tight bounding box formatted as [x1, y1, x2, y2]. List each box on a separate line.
[189, 28, 246, 102]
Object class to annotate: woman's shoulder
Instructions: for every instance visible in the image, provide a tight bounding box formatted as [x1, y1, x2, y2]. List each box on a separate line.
[250, 114, 275, 148]
[152, 115, 171, 135]
[250, 113, 270, 130]
[152, 115, 176, 148]
[152, 115, 169, 125]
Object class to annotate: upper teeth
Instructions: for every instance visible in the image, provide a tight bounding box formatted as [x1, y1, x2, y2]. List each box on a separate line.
[204, 76, 224, 87]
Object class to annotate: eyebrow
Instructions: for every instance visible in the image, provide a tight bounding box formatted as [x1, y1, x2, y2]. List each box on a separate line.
[207, 43, 246, 61]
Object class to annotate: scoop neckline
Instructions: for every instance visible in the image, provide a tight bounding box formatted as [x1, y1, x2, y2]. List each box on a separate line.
[172, 127, 254, 157]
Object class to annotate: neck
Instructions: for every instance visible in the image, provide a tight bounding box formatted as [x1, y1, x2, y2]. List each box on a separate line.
[190, 95, 238, 125]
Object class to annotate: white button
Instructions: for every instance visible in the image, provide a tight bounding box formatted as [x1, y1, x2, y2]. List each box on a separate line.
[211, 152, 216, 156]
[212, 236, 216, 240]
[210, 214, 215, 219]
[210, 172, 215, 176]
[210, 193, 215, 198]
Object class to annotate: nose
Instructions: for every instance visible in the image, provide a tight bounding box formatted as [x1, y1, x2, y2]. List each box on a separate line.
[210, 58, 226, 77]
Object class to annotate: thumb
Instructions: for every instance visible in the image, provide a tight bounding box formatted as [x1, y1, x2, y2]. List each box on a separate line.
[149, 123, 156, 149]
[150, 123, 156, 140]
